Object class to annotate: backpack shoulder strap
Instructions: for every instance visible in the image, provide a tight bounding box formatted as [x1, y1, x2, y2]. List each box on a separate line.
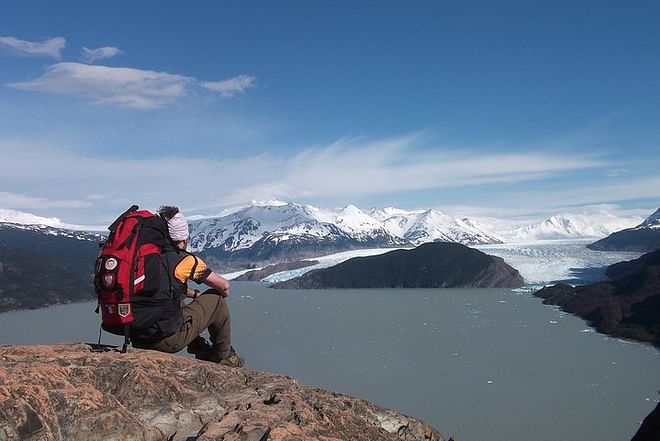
[108, 205, 139, 233]
[184, 251, 199, 282]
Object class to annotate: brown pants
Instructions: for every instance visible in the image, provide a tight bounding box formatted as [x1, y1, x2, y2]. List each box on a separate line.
[147, 291, 231, 359]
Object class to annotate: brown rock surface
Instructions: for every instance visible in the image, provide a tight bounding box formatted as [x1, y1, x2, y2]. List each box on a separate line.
[0, 343, 445, 441]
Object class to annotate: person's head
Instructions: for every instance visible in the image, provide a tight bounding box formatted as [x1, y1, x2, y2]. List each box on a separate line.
[158, 206, 189, 249]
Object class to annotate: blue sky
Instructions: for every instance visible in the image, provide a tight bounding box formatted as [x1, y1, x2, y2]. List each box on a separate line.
[0, 1, 659, 224]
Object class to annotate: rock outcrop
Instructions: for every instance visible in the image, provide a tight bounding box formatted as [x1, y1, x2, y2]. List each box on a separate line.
[273, 242, 524, 289]
[0, 343, 445, 441]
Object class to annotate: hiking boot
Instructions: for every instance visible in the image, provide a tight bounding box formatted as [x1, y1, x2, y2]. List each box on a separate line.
[186, 336, 212, 361]
[217, 346, 245, 367]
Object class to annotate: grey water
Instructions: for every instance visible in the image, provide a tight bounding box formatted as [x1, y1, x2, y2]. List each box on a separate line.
[1, 283, 658, 441]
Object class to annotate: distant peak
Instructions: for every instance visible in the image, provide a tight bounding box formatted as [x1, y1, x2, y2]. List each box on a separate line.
[340, 204, 363, 214]
[249, 199, 290, 207]
[0, 208, 103, 231]
[0, 208, 63, 227]
[640, 208, 660, 227]
[420, 208, 447, 218]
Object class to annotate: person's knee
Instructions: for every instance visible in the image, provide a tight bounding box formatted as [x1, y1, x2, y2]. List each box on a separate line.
[199, 290, 227, 308]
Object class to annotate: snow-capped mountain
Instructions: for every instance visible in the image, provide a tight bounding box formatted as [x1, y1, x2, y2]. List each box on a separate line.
[189, 203, 319, 252]
[186, 202, 506, 270]
[322, 204, 402, 244]
[368, 206, 422, 222]
[188, 202, 404, 254]
[502, 212, 642, 242]
[0, 221, 104, 242]
[0, 209, 105, 242]
[2, 203, 649, 271]
[0, 214, 103, 312]
[402, 209, 505, 245]
[636, 208, 660, 229]
[0, 208, 106, 232]
[190, 202, 646, 267]
[369, 207, 503, 245]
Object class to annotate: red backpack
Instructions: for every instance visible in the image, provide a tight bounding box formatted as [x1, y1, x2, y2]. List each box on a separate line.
[94, 205, 170, 352]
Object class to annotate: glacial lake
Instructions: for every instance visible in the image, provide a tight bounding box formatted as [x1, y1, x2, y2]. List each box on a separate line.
[1, 283, 658, 441]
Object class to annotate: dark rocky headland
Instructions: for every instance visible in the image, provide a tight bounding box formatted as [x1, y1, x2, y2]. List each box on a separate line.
[272, 242, 524, 289]
[535, 248, 660, 346]
[0, 344, 445, 441]
[632, 401, 660, 441]
[587, 228, 660, 252]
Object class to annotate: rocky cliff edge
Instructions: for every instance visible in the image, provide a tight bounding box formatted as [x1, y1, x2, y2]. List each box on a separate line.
[0, 343, 445, 441]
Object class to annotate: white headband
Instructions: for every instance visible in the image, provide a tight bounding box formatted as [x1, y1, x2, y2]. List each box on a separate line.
[167, 212, 189, 241]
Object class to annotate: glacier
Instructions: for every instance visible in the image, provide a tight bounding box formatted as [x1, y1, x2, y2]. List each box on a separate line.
[239, 240, 644, 286]
[475, 239, 643, 285]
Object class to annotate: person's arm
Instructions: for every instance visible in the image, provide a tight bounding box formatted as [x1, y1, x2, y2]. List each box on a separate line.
[175, 255, 229, 297]
[203, 272, 230, 297]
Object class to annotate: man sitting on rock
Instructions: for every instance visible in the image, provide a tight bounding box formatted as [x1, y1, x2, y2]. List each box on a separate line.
[132, 206, 244, 367]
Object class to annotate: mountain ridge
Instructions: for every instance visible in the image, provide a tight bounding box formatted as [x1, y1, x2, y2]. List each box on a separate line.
[588, 207, 660, 252]
[0, 224, 102, 312]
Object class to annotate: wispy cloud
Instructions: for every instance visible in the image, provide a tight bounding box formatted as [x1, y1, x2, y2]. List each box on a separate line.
[82, 46, 123, 64]
[506, 175, 660, 209]
[0, 191, 90, 210]
[2, 135, 645, 223]
[607, 168, 629, 177]
[202, 75, 256, 98]
[239, 135, 605, 200]
[0, 36, 65, 59]
[9, 62, 256, 109]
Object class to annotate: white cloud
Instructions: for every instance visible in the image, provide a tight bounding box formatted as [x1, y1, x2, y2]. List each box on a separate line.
[0, 36, 65, 59]
[9, 62, 192, 109]
[9, 62, 256, 109]
[202, 74, 256, 98]
[82, 46, 123, 64]
[0, 191, 89, 209]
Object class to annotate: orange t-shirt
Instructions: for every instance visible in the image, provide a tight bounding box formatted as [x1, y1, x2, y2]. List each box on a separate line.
[173, 255, 212, 284]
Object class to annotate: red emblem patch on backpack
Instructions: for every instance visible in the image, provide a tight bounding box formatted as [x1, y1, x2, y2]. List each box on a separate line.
[118, 303, 131, 318]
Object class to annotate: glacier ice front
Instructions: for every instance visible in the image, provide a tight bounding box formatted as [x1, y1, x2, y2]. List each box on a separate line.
[475, 240, 643, 285]
[250, 240, 644, 285]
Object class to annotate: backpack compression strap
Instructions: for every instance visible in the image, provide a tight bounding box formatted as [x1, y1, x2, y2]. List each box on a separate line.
[121, 324, 130, 353]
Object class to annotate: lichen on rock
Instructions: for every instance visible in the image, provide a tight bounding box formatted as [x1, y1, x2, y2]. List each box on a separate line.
[0, 343, 445, 441]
